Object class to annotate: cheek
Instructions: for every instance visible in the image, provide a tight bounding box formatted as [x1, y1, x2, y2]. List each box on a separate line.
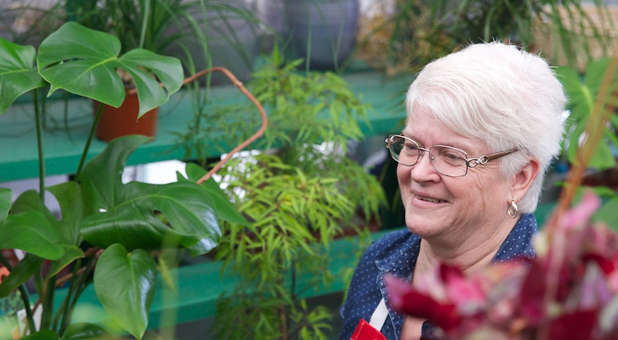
[397, 165, 410, 197]
[396, 164, 410, 185]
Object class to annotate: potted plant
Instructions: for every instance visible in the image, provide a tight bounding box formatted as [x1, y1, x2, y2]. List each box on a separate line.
[187, 47, 385, 339]
[0, 22, 249, 339]
[69, 0, 261, 141]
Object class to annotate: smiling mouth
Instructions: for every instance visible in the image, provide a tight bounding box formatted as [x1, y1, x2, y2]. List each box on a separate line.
[416, 196, 448, 204]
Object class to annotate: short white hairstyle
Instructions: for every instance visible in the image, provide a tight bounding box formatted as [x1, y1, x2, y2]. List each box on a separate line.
[405, 42, 566, 213]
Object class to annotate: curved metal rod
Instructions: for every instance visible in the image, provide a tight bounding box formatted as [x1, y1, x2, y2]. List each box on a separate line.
[128, 67, 268, 184]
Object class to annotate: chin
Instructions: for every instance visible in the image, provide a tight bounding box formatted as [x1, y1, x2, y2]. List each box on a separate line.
[404, 214, 446, 238]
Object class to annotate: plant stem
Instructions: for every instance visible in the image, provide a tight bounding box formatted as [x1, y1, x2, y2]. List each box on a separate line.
[33, 89, 45, 202]
[139, 0, 151, 48]
[40, 276, 56, 330]
[76, 103, 103, 177]
[0, 254, 36, 334]
[61, 257, 96, 335]
[53, 258, 80, 333]
[279, 305, 288, 340]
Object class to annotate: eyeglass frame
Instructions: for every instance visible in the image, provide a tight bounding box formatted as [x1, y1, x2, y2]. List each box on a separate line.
[384, 134, 519, 177]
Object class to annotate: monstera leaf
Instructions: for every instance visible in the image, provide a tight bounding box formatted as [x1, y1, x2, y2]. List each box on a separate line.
[94, 244, 156, 340]
[37, 22, 183, 117]
[78, 135, 222, 254]
[0, 38, 44, 114]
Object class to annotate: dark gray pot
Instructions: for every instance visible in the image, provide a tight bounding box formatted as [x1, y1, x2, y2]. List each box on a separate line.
[164, 0, 260, 84]
[284, 0, 359, 70]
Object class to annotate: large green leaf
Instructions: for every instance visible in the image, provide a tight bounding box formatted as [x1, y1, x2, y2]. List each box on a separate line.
[117, 49, 184, 116]
[78, 135, 150, 214]
[0, 188, 9, 221]
[0, 211, 64, 259]
[21, 330, 59, 340]
[81, 180, 221, 255]
[185, 163, 248, 226]
[94, 244, 156, 340]
[0, 254, 43, 297]
[48, 181, 84, 245]
[37, 22, 182, 116]
[62, 322, 108, 340]
[0, 38, 44, 114]
[77, 135, 220, 254]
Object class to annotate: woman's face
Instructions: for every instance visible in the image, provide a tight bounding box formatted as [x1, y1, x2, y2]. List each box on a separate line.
[397, 106, 512, 241]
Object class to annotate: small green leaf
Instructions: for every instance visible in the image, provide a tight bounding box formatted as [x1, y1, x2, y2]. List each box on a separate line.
[47, 245, 84, 278]
[0, 254, 43, 297]
[94, 244, 156, 340]
[0, 38, 44, 114]
[0, 211, 64, 259]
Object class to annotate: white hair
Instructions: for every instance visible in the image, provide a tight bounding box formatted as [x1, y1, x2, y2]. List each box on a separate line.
[405, 42, 566, 213]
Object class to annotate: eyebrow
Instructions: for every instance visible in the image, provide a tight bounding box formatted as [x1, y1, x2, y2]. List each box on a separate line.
[401, 131, 474, 153]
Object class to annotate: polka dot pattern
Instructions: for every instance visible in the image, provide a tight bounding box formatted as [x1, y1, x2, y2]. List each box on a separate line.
[338, 214, 538, 340]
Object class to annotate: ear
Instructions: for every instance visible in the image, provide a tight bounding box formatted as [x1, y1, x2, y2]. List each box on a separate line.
[511, 157, 540, 202]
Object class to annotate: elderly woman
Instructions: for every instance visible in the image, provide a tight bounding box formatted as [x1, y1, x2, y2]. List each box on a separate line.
[339, 42, 566, 340]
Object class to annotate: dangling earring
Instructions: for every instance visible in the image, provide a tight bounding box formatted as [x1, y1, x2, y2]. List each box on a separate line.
[507, 200, 519, 218]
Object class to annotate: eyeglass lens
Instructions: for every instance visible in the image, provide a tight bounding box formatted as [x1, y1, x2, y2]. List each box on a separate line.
[388, 136, 468, 177]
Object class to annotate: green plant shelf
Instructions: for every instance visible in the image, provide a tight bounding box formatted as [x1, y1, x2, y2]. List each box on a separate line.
[53, 229, 391, 330]
[0, 72, 413, 183]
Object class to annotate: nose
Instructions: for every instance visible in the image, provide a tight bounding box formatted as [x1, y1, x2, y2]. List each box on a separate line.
[409, 150, 441, 182]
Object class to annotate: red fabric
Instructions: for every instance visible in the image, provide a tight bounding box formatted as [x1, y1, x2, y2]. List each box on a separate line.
[350, 319, 387, 340]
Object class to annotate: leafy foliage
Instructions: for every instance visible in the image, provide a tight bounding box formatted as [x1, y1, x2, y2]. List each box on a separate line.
[0, 22, 245, 339]
[198, 49, 385, 339]
[213, 154, 350, 339]
[557, 58, 618, 230]
[359, 0, 615, 74]
[557, 59, 618, 170]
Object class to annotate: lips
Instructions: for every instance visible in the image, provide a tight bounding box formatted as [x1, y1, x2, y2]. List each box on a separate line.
[412, 192, 449, 204]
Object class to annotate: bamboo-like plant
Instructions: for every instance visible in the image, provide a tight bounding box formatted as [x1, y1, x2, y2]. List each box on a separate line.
[0, 22, 248, 340]
[203, 47, 385, 340]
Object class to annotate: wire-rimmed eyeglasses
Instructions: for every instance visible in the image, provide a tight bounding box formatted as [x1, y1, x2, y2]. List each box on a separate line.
[384, 135, 518, 177]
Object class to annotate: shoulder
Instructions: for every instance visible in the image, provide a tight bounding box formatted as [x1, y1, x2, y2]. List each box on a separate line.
[361, 228, 419, 265]
[339, 228, 418, 340]
[495, 213, 538, 261]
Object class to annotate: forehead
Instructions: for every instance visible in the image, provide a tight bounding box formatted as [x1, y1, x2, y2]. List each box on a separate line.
[403, 106, 486, 152]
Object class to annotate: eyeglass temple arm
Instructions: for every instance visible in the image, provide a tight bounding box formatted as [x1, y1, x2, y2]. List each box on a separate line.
[485, 148, 519, 161]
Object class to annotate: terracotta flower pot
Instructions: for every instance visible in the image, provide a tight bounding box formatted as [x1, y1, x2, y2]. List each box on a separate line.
[94, 92, 158, 142]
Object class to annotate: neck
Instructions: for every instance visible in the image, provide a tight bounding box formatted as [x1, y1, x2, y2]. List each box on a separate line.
[414, 216, 519, 277]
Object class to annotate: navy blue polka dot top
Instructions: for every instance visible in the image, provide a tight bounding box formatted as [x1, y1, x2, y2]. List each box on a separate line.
[339, 213, 537, 340]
